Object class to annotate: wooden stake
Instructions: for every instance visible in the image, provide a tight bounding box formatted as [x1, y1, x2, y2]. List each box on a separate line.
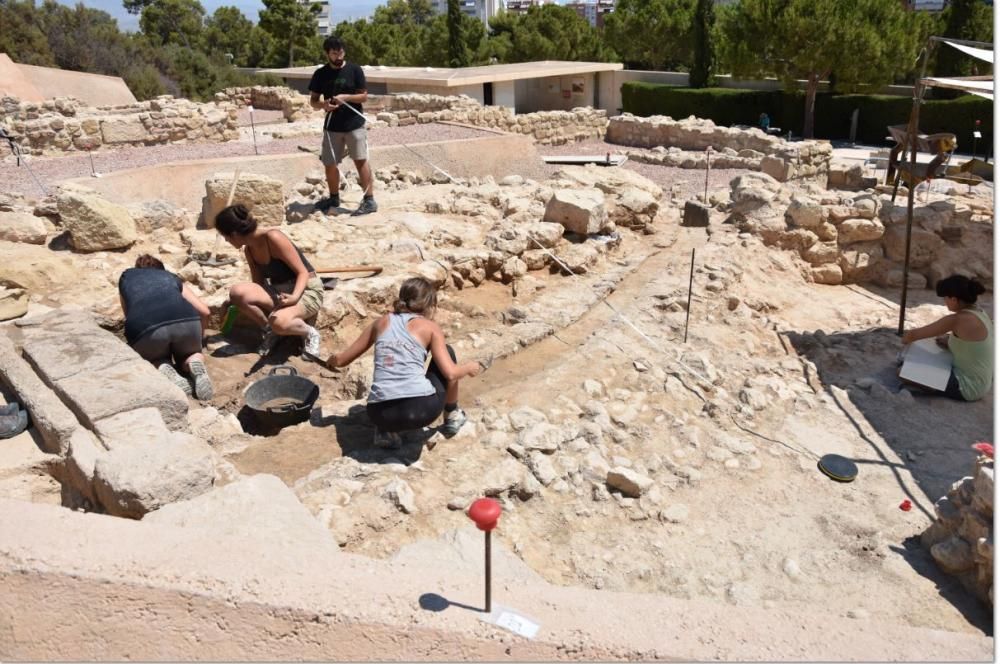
[684, 248, 696, 344]
[703, 147, 712, 202]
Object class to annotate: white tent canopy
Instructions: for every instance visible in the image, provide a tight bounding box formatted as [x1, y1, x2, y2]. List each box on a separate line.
[940, 38, 994, 64]
[922, 76, 994, 100]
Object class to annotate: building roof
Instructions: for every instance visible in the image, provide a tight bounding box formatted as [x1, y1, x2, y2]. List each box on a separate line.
[258, 60, 623, 87]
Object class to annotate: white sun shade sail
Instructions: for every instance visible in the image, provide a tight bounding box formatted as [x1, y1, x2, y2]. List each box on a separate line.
[940, 39, 994, 64]
[923, 76, 994, 100]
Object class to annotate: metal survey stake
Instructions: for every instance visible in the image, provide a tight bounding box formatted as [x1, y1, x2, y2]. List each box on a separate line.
[703, 147, 711, 202]
[248, 104, 259, 156]
[467, 498, 501, 613]
[684, 248, 695, 344]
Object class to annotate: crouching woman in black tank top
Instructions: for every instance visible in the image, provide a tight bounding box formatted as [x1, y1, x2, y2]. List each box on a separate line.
[215, 204, 325, 359]
[324, 277, 485, 448]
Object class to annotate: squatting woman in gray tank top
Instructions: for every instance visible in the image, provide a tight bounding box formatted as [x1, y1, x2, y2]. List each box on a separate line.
[323, 277, 487, 449]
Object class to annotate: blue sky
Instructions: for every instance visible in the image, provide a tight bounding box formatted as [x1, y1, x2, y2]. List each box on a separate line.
[55, 0, 391, 31]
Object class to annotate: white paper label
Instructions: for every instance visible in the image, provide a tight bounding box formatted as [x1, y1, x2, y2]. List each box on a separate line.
[495, 611, 539, 639]
[973, 130, 982, 138]
[248, 105, 255, 113]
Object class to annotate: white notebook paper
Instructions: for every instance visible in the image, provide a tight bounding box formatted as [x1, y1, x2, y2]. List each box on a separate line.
[900, 338, 953, 391]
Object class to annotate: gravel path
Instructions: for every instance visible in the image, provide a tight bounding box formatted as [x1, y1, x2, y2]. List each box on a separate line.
[0, 122, 501, 199]
[536, 139, 751, 202]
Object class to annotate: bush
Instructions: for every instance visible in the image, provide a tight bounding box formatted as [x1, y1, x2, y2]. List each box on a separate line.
[621, 81, 992, 150]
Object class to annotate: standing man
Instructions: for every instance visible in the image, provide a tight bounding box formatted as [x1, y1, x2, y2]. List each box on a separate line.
[308, 36, 377, 217]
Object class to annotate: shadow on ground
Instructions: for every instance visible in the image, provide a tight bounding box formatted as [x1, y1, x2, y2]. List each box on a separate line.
[782, 283, 993, 635]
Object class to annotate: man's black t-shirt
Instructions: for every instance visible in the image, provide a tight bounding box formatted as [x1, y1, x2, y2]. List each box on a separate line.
[308, 62, 367, 133]
[118, 268, 199, 345]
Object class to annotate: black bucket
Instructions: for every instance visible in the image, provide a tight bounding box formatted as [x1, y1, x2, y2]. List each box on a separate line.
[244, 365, 319, 429]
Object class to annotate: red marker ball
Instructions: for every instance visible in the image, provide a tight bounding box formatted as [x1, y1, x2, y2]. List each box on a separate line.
[468, 498, 502, 531]
[899, 499, 912, 512]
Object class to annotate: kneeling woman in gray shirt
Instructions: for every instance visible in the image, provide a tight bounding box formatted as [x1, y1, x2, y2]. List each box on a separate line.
[324, 277, 483, 448]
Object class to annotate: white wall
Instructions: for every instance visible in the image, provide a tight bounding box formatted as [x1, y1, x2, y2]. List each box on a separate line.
[514, 73, 595, 113]
[494, 80, 516, 110]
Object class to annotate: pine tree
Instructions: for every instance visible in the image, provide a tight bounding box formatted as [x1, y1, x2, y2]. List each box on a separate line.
[688, 0, 714, 88]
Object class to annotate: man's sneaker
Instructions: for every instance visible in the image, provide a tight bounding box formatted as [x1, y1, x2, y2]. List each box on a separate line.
[159, 363, 193, 397]
[440, 407, 467, 437]
[0, 402, 18, 417]
[258, 327, 279, 357]
[351, 197, 378, 217]
[187, 359, 214, 401]
[315, 195, 340, 213]
[303, 325, 322, 360]
[373, 428, 403, 449]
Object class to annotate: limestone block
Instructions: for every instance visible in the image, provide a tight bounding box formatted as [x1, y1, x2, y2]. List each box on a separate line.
[760, 155, 792, 182]
[21, 323, 138, 383]
[606, 467, 653, 498]
[0, 288, 28, 321]
[811, 264, 843, 285]
[881, 267, 927, 289]
[801, 241, 839, 265]
[838, 242, 883, 282]
[785, 195, 825, 229]
[146, 473, 333, 546]
[682, 201, 711, 227]
[930, 536, 974, 574]
[524, 222, 564, 249]
[93, 432, 215, 518]
[93, 407, 171, 451]
[611, 187, 659, 229]
[202, 172, 285, 228]
[64, 428, 103, 504]
[517, 423, 564, 453]
[838, 218, 885, 244]
[100, 116, 147, 144]
[47, 358, 187, 431]
[544, 189, 606, 235]
[56, 187, 137, 252]
[127, 200, 189, 233]
[883, 226, 943, 268]
[554, 242, 599, 274]
[0, 211, 47, 244]
[0, 333, 81, 455]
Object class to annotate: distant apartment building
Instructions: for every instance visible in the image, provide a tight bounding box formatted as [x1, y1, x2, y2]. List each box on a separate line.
[308, 0, 333, 35]
[430, 0, 506, 27]
[504, 0, 555, 15]
[566, 0, 616, 28]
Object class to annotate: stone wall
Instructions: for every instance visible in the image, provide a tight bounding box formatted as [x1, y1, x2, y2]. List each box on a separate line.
[606, 114, 832, 182]
[728, 173, 994, 289]
[921, 453, 993, 606]
[0, 95, 239, 155]
[218, 87, 607, 146]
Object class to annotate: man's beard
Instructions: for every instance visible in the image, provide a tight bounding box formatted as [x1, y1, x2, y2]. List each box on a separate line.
[331, 58, 344, 67]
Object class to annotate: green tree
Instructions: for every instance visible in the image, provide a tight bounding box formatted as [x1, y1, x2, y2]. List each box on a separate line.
[688, 0, 714, 87]
[603, 0, 695, 70]
[717, 0, 921, 138]
[258, 0, 320, 67]
[373, 0, 432, 26]
[489, 5, 613, 63]
[935, 0, 993, 78]
[0, 0, 56, 66]
[446, 0, 467, 67]
[203, 6, 254, 65]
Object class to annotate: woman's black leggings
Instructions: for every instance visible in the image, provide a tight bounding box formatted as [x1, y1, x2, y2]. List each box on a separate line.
[367, 345, 456, 433]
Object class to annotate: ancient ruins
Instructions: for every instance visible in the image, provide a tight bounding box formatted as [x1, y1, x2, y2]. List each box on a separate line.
[0, 85, 993, 660]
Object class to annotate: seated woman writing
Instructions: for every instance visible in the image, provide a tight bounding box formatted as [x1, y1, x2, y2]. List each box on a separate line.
[118, 254, 214, 400]
[901, 274, 993, 401]
[215, 204, 323, 358]
[324, 277, 483, 448]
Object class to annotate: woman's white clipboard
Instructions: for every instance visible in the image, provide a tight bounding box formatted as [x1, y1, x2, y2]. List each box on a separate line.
[900, 339, 953, 391]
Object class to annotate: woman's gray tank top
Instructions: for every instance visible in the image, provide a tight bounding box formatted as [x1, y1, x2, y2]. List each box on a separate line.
[368, 313, 435, 403]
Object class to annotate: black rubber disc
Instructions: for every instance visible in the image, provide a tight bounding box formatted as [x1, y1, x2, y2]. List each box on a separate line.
[817, 454, 858, 483]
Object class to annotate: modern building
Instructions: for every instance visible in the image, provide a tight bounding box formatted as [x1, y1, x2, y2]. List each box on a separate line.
[261, 60, 623, 113]
[308, 0, 334, 35]
[503, 0, 555, 15]
[430, 0, 505, 27]
[566, 0, 615, 28]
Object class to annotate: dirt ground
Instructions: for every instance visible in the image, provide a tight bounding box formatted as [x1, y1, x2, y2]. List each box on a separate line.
[202, 201, 991, 638]
[1, 127, 993, 654]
